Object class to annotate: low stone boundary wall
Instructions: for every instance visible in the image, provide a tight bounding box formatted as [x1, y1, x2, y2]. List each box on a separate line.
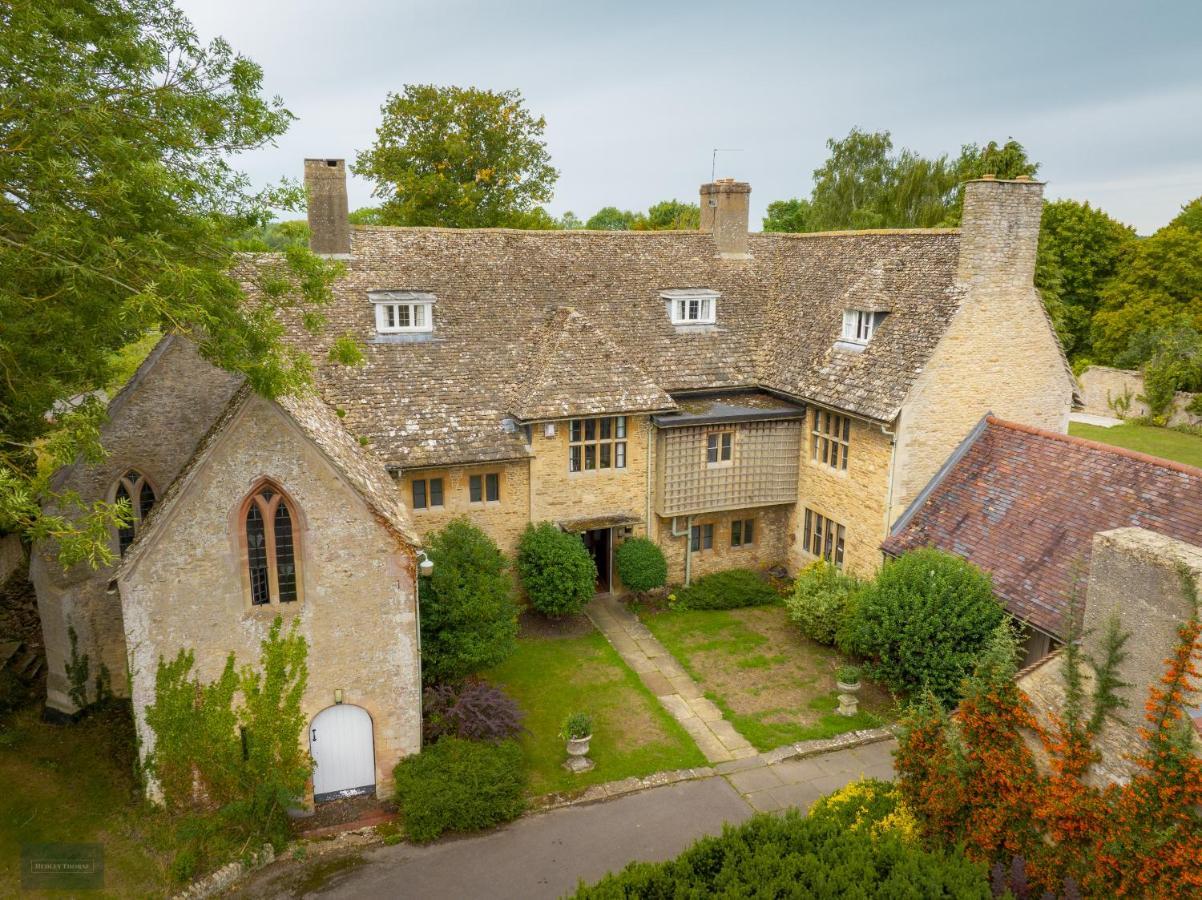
[1078, 365, 1200, 426]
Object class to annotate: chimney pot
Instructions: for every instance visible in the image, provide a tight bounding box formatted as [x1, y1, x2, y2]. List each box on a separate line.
[698, 179, 751, 259]
[304, 158, 351, 257]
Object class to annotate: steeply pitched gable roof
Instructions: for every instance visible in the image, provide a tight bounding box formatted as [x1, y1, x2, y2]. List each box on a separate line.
[245, 226, 968, 467]
[882, 416, 1202, 638]
[119, 385, 418, 576]
[510, 306, 675, 421]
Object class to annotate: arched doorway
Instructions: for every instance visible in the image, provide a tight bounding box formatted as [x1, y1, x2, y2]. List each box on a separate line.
[310, 704, 376, 802]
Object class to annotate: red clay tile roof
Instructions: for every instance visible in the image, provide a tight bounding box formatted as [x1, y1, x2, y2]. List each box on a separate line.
[882, 416, 1202, 638]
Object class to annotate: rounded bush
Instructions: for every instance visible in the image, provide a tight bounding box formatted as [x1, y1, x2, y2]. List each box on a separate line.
[419, 518, 518, 683]
[841, 549, 1003, 706]
[422, 680, 525, 744]
[393, 737, 526, 842]
[516, 522, 596, 618]
[784, 560, 861, 645]
[614, 537, 667, 595]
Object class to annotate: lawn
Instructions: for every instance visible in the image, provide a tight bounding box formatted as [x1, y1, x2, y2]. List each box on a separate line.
[0, 702, 176, 897]
[638, 603, 893, 752]
[1069, 421, 1202, 469]
[486, 630, 706, 796]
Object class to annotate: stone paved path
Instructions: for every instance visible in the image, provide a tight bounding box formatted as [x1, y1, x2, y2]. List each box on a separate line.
[587, 593, 758, 763]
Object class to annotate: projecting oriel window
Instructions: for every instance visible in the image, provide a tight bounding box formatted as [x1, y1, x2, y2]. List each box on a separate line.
[661, 289, 720, 326]
[706, 431, 734, 466]
[370, 291, 436, 334]
[113, 469, 156, 555]
[841, 309, 880, 344]
[803, 508, 846, 568]
[568, 416, 627, 473]
[812, 410, 851, 471]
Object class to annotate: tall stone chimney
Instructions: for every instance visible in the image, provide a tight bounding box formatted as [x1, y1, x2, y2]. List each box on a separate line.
[699, 179, 751, 259]
[304, 158, 351, 257]
[956, 175, 1043, 289]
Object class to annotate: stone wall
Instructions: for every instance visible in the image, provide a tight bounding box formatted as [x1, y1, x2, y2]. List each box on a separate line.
[1019, 528, 1202, 784]
[1077, 365, 1201, 426]
[31, 337, 243, 714]
[654, 504, 791, 585]
[529, 416, 650, 531]
[891, 179, 1075, 523]
[791, 411, 892, 577]
[401, 460, 531, 556]
[120, 394, 421, 802]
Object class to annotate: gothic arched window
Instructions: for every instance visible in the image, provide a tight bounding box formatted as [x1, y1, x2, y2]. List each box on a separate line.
[243, 484, 299, 606]
[114, 470, 156, 555]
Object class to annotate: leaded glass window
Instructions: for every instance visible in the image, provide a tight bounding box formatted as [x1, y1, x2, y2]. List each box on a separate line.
[113, 469, 156, 555]
[244, 484, 301, 606]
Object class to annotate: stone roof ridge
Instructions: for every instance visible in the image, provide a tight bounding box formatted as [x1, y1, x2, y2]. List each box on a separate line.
[509, 305, 675, 422]
[985, 415, 1202, 478]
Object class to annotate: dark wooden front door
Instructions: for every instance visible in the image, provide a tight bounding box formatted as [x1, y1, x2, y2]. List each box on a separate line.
[580, 528, 611, 593]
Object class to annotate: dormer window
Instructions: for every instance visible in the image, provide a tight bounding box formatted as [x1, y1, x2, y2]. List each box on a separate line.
[841, 310, 881, 344]
[370, 291, 436, 334]
[661, 289, 720, 326]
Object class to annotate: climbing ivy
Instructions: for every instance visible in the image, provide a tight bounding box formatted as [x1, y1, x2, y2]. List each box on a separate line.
[143, 617, 311, 882]
[65, 624, 90, 710]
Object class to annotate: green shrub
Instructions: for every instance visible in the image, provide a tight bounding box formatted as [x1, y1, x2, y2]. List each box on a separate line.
[571, 809, 989, 898]
[516, 522, 596, 618]
[784, 560, 861, 645]
[393, 737, 526, 841]
[672, 568, 777, 611]
[613, 537, 667, 595]
[560, 712, 592, 740]
[419, 518, 518, 683]
[840, 549, 1004, 706]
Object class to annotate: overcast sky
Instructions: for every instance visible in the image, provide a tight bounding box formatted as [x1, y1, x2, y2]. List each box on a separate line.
[179, 0, 1202, 234]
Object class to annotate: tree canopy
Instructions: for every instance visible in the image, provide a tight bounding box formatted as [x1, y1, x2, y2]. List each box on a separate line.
[763, 130, 1038, 233]
[353, 85, 558, 228]
[0, 0, 339, 565]
[1034, 200, 1137, 355]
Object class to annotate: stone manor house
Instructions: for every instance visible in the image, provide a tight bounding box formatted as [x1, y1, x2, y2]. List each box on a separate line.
[32, 160, 1074, 802]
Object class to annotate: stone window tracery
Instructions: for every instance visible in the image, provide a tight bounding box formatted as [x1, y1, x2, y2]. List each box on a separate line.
[243, 483, 300, 606]
[114, 469, 156, 555]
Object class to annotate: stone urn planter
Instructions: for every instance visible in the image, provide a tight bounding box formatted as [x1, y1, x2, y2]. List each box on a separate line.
[561, 712, 595, 773]
[835, 666, 862, 695]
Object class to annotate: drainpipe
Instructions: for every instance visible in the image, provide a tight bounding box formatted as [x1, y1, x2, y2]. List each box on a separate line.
[645, 419, 654, 536]
[880, 418, 899, 544]
[670, 514, 694, 586]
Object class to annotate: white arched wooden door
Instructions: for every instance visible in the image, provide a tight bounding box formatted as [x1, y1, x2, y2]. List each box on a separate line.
[310, 705, 376, 802]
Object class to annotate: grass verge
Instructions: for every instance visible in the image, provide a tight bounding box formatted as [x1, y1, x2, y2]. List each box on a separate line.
[0, 702, 175, 897]
[486, 630, 706, 796]
[639, 603, 892, 753]
[1068, 420, 1202, 469]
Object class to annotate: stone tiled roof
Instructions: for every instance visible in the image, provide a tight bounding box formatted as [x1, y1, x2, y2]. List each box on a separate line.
[882, 416, 1202, 638]
[119, 384, 418, 576]
[510, 306, 675, 421]
[249, 226, 965, 468]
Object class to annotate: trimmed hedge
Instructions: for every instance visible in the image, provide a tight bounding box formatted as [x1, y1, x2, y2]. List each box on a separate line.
[784, 560, 861, 645]
[393, 737, 526, 841]
[839, 548, 1004, 706]
[613, 537, 667, 595]
[516, 522, 596, 618]
[672, 568, 777, 611]
[572, 809, 989, 898]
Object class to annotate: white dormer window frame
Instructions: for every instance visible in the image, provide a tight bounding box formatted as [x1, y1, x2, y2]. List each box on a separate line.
[370, 291, 436, 334]
[841, 309, 879, 344]
[661, 289, 720, 326]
